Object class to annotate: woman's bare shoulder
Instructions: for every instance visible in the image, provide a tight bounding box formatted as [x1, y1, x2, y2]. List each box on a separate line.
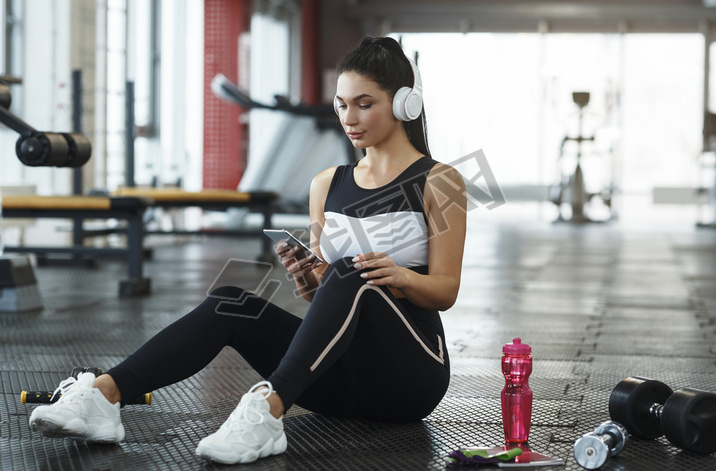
[310, 166, 340, 201]
[313, 166, 339, 184]
[310, 166, 339, 193]
[427, 161, 465, 187]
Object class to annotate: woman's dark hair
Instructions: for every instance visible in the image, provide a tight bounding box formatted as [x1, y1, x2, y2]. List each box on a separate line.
[336, 37, 431, 157]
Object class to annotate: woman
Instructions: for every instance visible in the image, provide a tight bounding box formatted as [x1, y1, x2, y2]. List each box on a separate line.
[29, 36, 467, 465]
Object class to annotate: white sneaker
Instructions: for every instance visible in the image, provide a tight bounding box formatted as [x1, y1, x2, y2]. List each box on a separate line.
[196, 381, 287, 464]
[28, 372, 124, 443]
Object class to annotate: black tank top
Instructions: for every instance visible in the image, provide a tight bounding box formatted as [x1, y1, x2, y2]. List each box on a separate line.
[320, 156, 438, 274]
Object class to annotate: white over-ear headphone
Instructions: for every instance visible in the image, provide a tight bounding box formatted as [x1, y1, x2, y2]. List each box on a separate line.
[334, 58, 424, 122]
[392, 58, 423, 121]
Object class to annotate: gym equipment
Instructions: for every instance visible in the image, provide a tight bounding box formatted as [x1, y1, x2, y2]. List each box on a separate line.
[0, 76, 91, 168]
[573, 421, 628, 470]
[0, 83, 11, 109]
[113, 188, 277, 261]
[551, 91, 615, 223]
[21, 366, 152, 405]
[2, 195, 150, 297]
[211, 74, 355, 215]
[609, 376, 716, 454]
[0, 74, 96, 306]
[698, 112, 716, 227]
[0, 254, 42, 312]
[0, 75, 21, 109]
[15, 131, 91, 168]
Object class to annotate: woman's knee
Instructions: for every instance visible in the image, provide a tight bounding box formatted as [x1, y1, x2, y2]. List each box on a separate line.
[201, 286, 251, 318]
[323, 257, 365, 281]
[205, 285, 281, 321]
[208, 285, 248, 300]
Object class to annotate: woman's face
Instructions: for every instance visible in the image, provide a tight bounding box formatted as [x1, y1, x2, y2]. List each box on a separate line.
[335, 72, 400, 149]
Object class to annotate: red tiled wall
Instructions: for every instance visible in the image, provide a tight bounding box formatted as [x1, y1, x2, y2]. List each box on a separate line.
[203, 0, 250, 189]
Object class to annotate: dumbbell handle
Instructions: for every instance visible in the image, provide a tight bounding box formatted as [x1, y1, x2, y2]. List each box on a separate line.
[574, 421, 628, 470]
[21, 390, 152, 405]
[649, 403, 664, 419]
[602, 432, 618, 449]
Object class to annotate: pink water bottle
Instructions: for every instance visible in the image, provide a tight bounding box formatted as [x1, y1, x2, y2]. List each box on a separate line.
[501, 337, 533, 443]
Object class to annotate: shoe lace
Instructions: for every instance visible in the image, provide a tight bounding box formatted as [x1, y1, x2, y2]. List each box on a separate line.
[50, 376, 78, 402]
[225, 381, 274, 430]
[50, 373, 93, 403]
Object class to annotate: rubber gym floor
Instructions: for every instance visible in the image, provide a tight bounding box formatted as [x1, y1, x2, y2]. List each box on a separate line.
[1, 219, 715, 471]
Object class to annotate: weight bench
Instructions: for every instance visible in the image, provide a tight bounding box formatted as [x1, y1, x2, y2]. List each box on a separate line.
[1, 195, 150, 297]
[112, 188, 277, 260]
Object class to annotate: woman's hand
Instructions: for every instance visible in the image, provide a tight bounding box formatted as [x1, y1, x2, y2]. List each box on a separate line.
[276, 240, 322, 279]
[352, 252, 410, 289]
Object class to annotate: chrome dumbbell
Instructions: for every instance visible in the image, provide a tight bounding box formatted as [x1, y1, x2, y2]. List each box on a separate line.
[573, 421, 628, 469]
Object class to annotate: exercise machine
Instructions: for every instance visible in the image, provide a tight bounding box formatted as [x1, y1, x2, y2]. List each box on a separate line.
[0, 75, 93, 311]
[697, 112, 716, 227]
[211, 74, 356, 216]
[0, 76, 91, 168]
[550, 92, 616, 223]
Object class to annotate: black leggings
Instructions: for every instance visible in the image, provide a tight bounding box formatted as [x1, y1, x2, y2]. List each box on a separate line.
[107, 257, 450, 422]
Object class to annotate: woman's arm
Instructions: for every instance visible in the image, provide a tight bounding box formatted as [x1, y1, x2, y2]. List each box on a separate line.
[353, 163, 467, 310]
[277, 166, 335, 302]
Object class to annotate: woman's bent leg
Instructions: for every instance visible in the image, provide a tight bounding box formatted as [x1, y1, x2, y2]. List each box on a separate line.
[107, 286, 301, 404]
[266, 258, 449, 419]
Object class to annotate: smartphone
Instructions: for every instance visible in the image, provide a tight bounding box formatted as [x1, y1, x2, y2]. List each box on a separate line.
[263, 229, 325, 264]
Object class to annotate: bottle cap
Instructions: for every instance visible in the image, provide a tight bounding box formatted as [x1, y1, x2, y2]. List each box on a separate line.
[503, 337, 531, 354]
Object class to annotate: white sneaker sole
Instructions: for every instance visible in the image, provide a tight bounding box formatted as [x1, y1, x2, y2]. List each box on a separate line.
[31, 416, 124, 444]
[196, 433, 287, 464]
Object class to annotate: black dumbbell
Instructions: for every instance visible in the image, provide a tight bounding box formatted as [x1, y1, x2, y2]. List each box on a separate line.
[609, 376, 716, 455]
[21, 366, 152, 405]
[573, 421, 628, 469]
[70, 366, 103, 378]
